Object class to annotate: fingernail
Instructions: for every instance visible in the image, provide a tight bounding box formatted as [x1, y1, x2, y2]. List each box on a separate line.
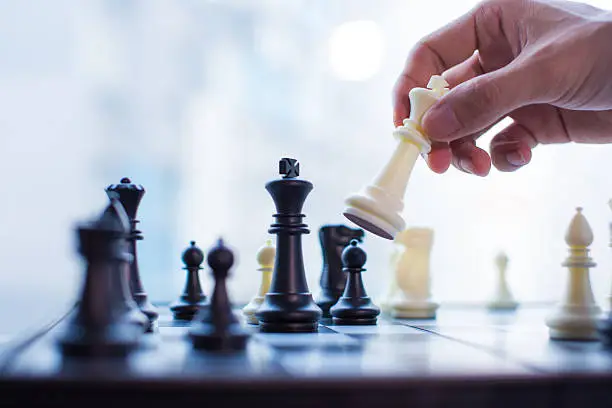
[506, 151, 526, 166]
[423, 102, 461, 140]
[459, 158, 475, 174]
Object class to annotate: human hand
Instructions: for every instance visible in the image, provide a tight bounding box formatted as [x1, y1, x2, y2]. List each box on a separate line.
[393, 0, 612, 176]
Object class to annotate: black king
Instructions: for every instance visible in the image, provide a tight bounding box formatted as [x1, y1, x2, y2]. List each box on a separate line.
[256, 158, 322, 332]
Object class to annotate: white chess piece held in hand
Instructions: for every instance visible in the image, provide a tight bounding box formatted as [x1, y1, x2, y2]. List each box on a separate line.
[343, 75, 450, 240]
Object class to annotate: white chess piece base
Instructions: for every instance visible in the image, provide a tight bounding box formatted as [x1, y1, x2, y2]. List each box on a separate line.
[343, 202, 402, 241]
[388, 301, 439, 319]
[486, 300, 518, 311]
[546, 305, 602, 340]
[243, 296, 265, 325]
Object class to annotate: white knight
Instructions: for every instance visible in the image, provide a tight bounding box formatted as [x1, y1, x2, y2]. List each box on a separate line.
[384, 227, 438, 319]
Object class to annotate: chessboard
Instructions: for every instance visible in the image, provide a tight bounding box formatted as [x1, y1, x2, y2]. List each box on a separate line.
[2, 158, 611, 407]
[0, 304, 611, 407]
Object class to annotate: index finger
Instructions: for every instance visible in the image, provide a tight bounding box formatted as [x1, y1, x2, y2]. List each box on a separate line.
[393, 7, 479, 127]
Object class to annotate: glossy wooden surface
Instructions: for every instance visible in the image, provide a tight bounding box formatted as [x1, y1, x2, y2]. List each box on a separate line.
[1, 305, 611, 406]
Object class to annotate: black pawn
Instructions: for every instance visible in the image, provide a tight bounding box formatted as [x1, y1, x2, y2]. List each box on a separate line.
[256, 158, 322, 333]
[105, 177, 158, 330]
[189, 238, 249, 351]
[330, 239, 380, 325]
[58, 199, 140, 357]
[315, 225, 364, 318]
[599, 316, 612, 346]
[103, 201, 149, 331]
[170, 241, 207, 320]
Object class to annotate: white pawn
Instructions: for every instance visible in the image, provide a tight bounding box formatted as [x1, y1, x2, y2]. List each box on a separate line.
[545, 207, 602, 340]
[385, 227, 438, 319]
[343, 76, 450, 240]
[487, 252, 518, 311]
[242, 239, 275, 325]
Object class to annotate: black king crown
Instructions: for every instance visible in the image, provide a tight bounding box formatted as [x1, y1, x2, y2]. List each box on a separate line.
[256, 158, 322, 333]
[279, 157, 300, 179]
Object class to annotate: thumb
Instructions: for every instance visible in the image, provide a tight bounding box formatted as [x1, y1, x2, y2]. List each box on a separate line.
[422, 63, 539, 142]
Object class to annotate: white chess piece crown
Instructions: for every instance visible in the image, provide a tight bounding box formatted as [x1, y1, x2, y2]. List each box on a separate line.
[343, 75, 449, 239]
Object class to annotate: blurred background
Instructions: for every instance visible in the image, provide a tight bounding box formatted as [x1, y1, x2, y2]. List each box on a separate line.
[1, 0, 611, 335]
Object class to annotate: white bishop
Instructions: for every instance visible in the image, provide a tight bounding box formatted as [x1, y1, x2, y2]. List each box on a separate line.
[545, 207, 602, 340]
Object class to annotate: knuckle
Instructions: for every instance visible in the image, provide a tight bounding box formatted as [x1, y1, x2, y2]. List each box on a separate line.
[410, 39, 437, 68]
[453, 77, 502, 125]
[478, 78, 503, 106]
[472, 0, 526, 28]
[477, 0, 521, 9]
[473, 0, 504, 18]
